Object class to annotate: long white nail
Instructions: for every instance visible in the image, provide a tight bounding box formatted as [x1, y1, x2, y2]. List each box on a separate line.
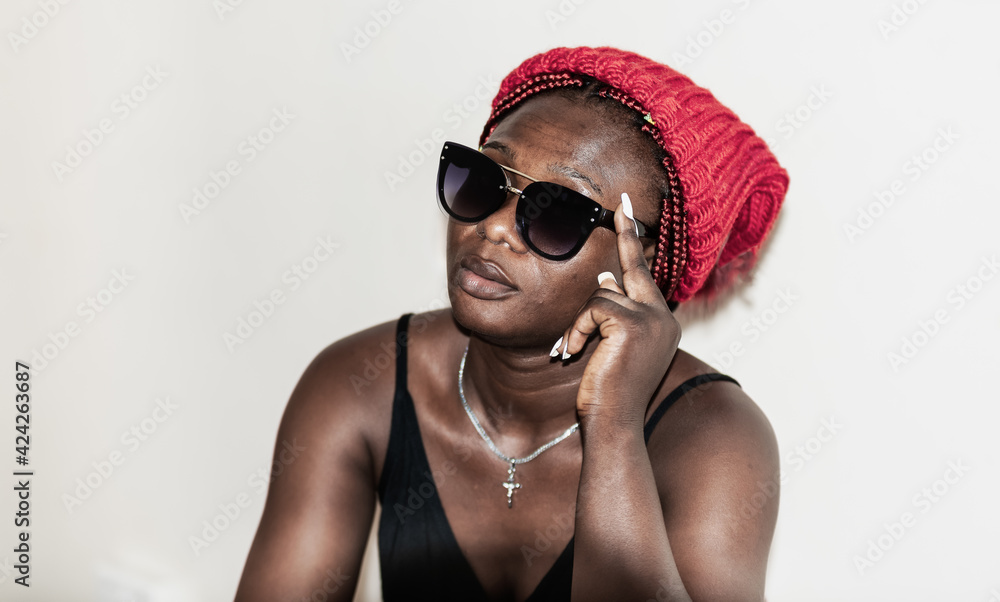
[597, 271, 618, 286]
[561, 346, 571, 360]
[621, 193, 639, 236]
[550, 336, 563, 357]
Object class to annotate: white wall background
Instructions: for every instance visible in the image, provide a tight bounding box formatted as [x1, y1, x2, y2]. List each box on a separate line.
[1, 0, 998, 600]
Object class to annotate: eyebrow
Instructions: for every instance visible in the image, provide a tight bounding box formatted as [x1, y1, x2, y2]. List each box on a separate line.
[482, 140, 515, 158]
[548, 165, 602, 196]
[481, 141, 603, 197]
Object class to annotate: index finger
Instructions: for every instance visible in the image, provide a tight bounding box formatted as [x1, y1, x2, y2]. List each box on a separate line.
[616, 192, 662, 304]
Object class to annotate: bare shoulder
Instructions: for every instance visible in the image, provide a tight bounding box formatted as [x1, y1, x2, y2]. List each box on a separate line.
[281, 316, 401, 439]
[649, 349, 777, 466]
[282, 314, 411, 474]
[280, 309, 459, 480]
[645, 349, 779, 599]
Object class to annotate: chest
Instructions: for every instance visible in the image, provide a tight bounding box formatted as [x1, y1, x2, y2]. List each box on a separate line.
[428, 415, 582, 598]
[378, 387, 582, 601]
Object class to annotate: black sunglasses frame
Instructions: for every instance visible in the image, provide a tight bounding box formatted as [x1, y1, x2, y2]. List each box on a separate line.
[437, 141, 655, 261]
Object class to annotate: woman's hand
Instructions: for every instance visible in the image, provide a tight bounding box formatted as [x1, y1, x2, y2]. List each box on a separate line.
[554, 193, 681, 429]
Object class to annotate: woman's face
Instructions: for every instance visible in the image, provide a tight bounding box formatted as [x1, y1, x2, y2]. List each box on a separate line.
[446, 92, 662, 347]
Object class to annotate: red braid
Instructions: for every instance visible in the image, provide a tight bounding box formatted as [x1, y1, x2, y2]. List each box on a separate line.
[479, 73, 588, 146]
[595, 85, 688, 301]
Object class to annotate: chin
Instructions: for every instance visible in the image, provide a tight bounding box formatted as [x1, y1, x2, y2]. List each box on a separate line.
[447, 284, 557, 349]
[448, 285, 517, 343]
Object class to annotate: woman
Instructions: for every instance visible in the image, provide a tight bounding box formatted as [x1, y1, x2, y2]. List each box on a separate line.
[236, 46, 789, 602]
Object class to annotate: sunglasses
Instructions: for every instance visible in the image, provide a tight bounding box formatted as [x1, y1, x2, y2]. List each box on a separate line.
[437, 141, 656, 261]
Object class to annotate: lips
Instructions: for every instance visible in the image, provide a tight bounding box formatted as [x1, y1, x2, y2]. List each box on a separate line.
[462, 256, 515, 287]
[456, 256, 517, 300]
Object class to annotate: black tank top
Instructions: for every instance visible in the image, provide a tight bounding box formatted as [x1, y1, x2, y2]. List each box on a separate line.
[377, 313, 739, 601]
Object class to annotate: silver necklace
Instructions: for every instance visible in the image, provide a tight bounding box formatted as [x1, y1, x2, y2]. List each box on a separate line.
[457, 345, 579, 509]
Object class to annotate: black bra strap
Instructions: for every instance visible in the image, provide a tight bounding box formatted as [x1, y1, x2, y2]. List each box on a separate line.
[393, 313, 413, 399]
[378, 313, 414, 501]
[643, 373, 740, 444]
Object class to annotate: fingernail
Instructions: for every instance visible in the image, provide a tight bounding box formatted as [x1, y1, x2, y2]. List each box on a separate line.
[561, 338, 571, 360]
[621, 193, 639, 236]
[550, 336, 563, 357]
[597, 271, 618, 286]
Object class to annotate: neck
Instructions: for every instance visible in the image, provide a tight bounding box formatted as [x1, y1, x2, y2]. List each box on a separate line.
[460, 335, 592, 454]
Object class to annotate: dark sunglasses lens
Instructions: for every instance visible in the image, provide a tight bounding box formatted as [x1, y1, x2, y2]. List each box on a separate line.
[520, 183, 596, 258]
[438, 144, 505, 221]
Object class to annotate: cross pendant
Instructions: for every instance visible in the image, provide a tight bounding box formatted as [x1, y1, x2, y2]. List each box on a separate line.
[502, 461, 521, 508]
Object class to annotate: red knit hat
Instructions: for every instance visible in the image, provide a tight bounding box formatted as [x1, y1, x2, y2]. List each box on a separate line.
[479, 46, 789, 303]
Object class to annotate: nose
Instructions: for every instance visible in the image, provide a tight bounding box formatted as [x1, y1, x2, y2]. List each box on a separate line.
[478, 189, 528, 254]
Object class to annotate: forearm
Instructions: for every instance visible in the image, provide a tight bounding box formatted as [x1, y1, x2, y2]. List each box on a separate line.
[571, 417, 690, 602]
